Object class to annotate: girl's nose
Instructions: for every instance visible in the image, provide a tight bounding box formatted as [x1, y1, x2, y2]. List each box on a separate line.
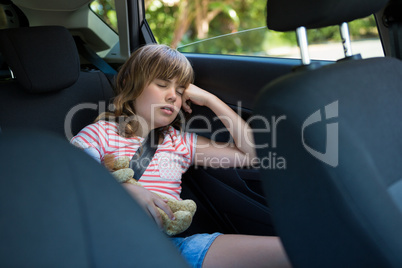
[166, 87, 177, 102]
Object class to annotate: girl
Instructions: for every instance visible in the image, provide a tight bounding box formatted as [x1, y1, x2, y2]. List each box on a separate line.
[71, 44, 291, 268]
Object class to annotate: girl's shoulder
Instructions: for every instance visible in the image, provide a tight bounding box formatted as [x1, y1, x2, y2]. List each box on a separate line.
[94, 119, 119, 129]
[81, 120, 119, 134]
[72, 120, 119, 142]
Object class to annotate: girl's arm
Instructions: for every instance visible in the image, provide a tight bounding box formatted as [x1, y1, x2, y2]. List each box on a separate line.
[122, 183, 175, 230]
[72, 142, 175, 227]
[182, 84, 256, 168]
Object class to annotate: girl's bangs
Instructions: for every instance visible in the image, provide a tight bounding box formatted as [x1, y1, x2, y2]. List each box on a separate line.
[156, 52, 194, 86]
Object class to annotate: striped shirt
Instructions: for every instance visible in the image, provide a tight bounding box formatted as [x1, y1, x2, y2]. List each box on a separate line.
[71, 120, 197, 200]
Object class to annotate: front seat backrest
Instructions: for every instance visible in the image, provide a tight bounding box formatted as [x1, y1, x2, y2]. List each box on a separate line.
[0, 128, 189, 267]
[253, 0, 402, 267]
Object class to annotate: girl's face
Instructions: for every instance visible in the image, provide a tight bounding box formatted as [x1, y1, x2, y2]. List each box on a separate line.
[134, 77, 185, 132]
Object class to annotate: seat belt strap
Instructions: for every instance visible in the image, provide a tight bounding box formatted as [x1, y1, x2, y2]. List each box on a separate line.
[73, 36, 117, 85]
[130, 129, 160, 181]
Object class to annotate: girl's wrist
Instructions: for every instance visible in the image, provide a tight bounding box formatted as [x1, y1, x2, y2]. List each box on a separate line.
[205, 93, 219, 108]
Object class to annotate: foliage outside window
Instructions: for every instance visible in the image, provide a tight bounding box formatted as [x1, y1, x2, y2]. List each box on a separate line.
[145, 0, 266, 49]
[145, 0, 382, 59]
[90, 0, 384, 60]
[90, 0, 118, 33]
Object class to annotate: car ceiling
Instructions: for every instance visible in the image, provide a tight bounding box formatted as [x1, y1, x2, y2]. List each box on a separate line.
[7, 0, 128, 62]
[12, 0, 91, 11]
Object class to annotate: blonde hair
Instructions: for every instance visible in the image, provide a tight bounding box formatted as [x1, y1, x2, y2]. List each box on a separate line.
[97, 44, 194, 137]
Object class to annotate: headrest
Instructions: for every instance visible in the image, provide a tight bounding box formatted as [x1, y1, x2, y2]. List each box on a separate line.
[0, 26, 80, 93]
[267, 0, 389, 32]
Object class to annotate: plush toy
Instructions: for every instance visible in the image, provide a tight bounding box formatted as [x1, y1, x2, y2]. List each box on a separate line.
[103, 154, 197, 236]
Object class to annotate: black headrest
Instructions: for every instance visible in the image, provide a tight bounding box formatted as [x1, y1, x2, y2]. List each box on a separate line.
[0, 26, 80, 93]
[267, 0, 389, 32]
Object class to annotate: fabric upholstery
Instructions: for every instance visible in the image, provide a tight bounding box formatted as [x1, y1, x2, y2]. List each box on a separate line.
[258, 0, 402, 265]
[0, 70, 113, 137]
[0, 128, 189, 267]
[0, 26, 80, 93]
[0, 26, 114, 137]
[266, 0, 389, 31]
[253, 57, 402, 267]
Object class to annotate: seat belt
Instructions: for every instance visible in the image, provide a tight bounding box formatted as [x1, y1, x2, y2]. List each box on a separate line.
[73, 36, 117, 86]
[130, 129, 160, 180]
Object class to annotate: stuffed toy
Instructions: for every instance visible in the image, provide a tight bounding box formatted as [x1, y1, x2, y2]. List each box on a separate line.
[103, 154, 196, 236]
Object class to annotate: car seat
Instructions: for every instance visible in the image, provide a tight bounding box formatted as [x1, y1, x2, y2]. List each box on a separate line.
[0, 26, 114, 138]
[0, 128, 189, 267]
[253, 0, 402, 267]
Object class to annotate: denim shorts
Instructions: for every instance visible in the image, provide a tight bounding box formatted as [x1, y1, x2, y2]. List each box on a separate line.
[170, 232, 222, 268]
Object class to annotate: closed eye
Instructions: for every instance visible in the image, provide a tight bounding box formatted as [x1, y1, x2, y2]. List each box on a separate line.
[154, 78, 169, 88]
[157, 83, 167, 88]
[176, 86, 185, 96]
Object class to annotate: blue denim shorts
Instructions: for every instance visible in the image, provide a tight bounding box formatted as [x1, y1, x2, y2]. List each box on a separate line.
[170, 232, 222, 268]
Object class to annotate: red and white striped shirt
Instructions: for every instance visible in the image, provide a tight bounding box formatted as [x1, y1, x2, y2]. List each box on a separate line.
[71, 120, 197, 200]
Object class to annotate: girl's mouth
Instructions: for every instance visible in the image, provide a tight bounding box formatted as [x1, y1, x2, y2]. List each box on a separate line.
[161, 106, 174, 115]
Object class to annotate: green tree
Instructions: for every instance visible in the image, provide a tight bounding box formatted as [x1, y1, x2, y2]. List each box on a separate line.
[90, 0, 117, 32]
[146, 0, 242, 48]
[93, 0, 379, 55]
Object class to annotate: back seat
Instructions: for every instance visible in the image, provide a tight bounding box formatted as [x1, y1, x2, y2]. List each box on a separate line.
[0, 26, 115, 138]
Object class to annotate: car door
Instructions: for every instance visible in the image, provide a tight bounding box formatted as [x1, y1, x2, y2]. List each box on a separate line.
[178, 53, 296, 236]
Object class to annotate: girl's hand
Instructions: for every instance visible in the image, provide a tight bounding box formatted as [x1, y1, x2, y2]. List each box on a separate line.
[122, 183, 175, 230]
[182, 84, 215, 114]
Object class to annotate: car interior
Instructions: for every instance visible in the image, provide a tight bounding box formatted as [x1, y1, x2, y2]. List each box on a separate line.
[0, 0, 402, 266]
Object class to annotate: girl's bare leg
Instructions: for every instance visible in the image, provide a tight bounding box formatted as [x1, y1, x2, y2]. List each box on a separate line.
[202, 235, 291, 268]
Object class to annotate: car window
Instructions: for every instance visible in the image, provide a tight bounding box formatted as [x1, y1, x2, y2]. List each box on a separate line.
[0, 7, 6, 29]
[145, 0, 384, 60]
[90, 0, 118, 33]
